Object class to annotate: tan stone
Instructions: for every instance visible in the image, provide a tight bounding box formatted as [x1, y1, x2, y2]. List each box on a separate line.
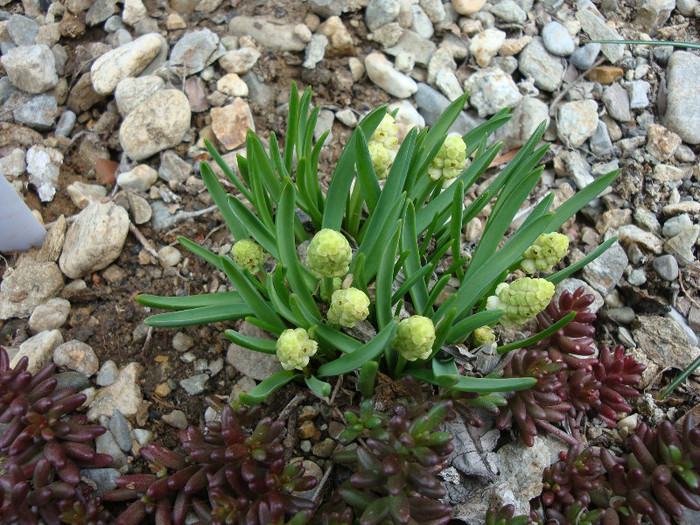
[451, 0, 487, 15]
[586, 66, 624, 84]
[211, 98, 255, 151]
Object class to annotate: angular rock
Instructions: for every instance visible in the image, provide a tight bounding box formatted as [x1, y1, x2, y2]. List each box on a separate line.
[180, 374, 209, 395]
[646, 123, 681, 161]
[576, 3, 625, 64]
[557, 99, 599, 148]
[66, 181, 108, 209]
[219, 47, 261, 75]
[114, 75, 164, 115]
[228, 17, 309, 52]
[86, 0, 119, 25]
[518, 37, 565, 92]
[653, 254, 679, 281]
[123, 0, 148, 26]
[495, 97, 549, 151]
[385, 29, 437, 66]
[59, 202, 130, 279]
[365, 0, 400, 31]
[570, 43, 601, 70]
[217, 73, 249, 97]
[26, 145, 63, 202]
[470, 28, 506, 68]
[617, 224, 663, 254]
[633, 315, 700, 373]
[28, 297, 71, 333]
[666, 225, 699, 266]
[464, 67, 521, 118]
[119, 89, 191, 161]
[303, 34, 329, 69]
[226, 322, 283, 380]
[1, 44, 58, 94]
[635, 0, 675, 34]
[602, 83, 632, 122]
[13, 94, 58, 130]
[11, 330, 64, 374]
[169, 28, 225, 76]
[117, 164, 158, 192]
[664, 51, 700, 145]
[0, 260, 64, 320]
[582, 241, 627, 295]
[318, 15, 354, 56]
[365, 51, 417, 98]
[67, 73, 104, 113]
[87, 362, 143, 420]
[211, 98, 255, 151]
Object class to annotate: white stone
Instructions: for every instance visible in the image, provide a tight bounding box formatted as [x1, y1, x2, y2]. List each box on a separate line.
[557, 99, 599, 148]
[451, 0, 486, 15]
[29, 297, 71, 333]
[217, 73, 249, 97]
[26, 145, 63, 202]
[122, 0, 148, 26]
[364, 52, 417, 98]
[464, 67, 522, 118]
[1, 44, 58, 94]
[117, 164, 158, 192]
[469, 28, 506, 68]
[114, 75, 164, 115]
[11, 329, 64, 374]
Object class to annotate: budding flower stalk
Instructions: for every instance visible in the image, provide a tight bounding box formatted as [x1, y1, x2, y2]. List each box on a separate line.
[368, 114, 399, 180]
[368, 141, 393, 180]
[327, 287, 370, 328]
[370, 114, 399, 150]
[231, 239, 265, 273]
[521, 232, 569, 275]
[428, 135, 467, 182]
[486, 277, 556, 328]
[391, 315, 436, 362]
[276, 328, 318, 371]
[306, 229, 352, 279]
[472, 326, 496, 347]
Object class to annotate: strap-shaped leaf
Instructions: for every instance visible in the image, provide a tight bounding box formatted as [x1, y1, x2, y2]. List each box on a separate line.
[247, 159, 275, 231]
[266, 266, 301, 326]
[314, 324, 362, 354]
[547, 236, 618, 285]
[407, 368, 536, 393]
[240, 370, 300, 405]
[200, 162, 247, 241]
[221, 255, 286, 332]
[383, 127, 417, 203]
[227, 196, 279, 260]
[400, 201, 429, 315]
[423, 273, 452, 317]
[178, 236, 223, 271]
[428, 357, 460, 387]
[355, 128, 381, 212]
[305, 375, 332, 398]
[144, 304, 252, 327]
[430, 307, 457, 359]
[497, 312, 575, 354]
[225, 329, 277, 354]
[376, 223, 401, 331]
[136, 291, 242, 310]
[446, 310, 504, 344]
[269, 132, 289, 179]
[451, 180, 465, 281]
[317, 321, 397, 377]
[391, 264, 433, 306]
[358, 360, 379, 399]
[284, 83, 301, 172]
[203, 139, 253, 203]
[419, 92, 469, 170]
[246, 131, 282, 202]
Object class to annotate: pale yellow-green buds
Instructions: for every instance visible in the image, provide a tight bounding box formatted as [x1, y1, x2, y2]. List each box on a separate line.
[231, 239, 264, 273]
[276, 328, 318, 371]
[370, 114, 399, 150]
[327, 287, 370, 328]
[472, 326, 496, 346]
[368, 141, 393, 180]
[368, 114, 399, 181]
[521, 233, 569, 275]
[428, 135, 467, 182]
[486, 277, 555, 328]
[391, 315, 436, 361]
[306, 229, 352, 279]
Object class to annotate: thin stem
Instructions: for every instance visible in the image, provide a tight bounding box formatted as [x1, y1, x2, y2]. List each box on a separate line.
[394, 355, 407, 378]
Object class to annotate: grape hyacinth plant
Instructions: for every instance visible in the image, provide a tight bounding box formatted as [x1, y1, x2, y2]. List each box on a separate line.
[136, 83, 618, 404]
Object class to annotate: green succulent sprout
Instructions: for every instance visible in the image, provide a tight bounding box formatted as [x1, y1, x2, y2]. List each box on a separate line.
[276, 328, 318, 371]
[486, 277, 556, 328]
[472, 326, 496, 346]
[231, 239, 265, 273]
[327, 287, 370, 328]
[306, 228, 352, 279]
[392, 316, 436, 362]
[428, 135, 467, 182]
[521, 232, 570, 274]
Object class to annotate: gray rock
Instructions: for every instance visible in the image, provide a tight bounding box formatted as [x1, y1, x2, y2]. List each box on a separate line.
[180, 373, 209, 395]
[163, 410, 189, 429]
[226, 321, 283, 381]
[420, 0, 446, 23]
[11, 330, 64, 374]
[410, 5, 434, 39]
[228, 17, 309, 52]
[664, 52, 700, 145]
[59, 202, 130, 279]
[666, 225, 699, 266]
[618, 224, 663, 253]
[13, 94, 57, 130]
[627, 80, 650, 109]
[635, 0, 675, 34]
[26, 145, 63, 202]
[127, 193, 151, 225]
[490, 0, 527, 23]
[608, 307, 636, 324]
[365, 52, 417, 98]
[303, 34, 329, 69]
[309, 0, 346, 17]
[96, 360, 119, 386]
[90, 33, 165, 95]
[0, 76, 16, 105]
[633, 315, 700, 372]
[28, 297, 71, 333]
[55, 109, 77, 137]
[336, 108, 358, 127]
[0, 259, 63, 320]
[603, 83, 632, 122]
[413, 83, 471, 133]
[663, 214, 692, 238]
[634, 207, 661, 234]
[53, 340, 99, 376]
[518, 37, 565, 92]
[54, 371, 92, 392]
[564, 150, 593, 189]
[1, 45, 58, 94]
[81, 468, 120, 497]
[494, 97, 549, 151]
[86, 0, 118, 26]
[576, 3, 625, 63]
[464, 67, 521, 118]
[8, 15, 39, 46]
[557, 99, 599, 148]
[470, 28, 506, 68]
[628, 268, 647, 286]
[219, 47, 261, 75]
[88, 362, 143, 421]
[96, 430, 128, 468]
[542, 21, 574, 57]
[570, 43, 601, 70]
[315, 109, 335, 143]
[109, 409, 133, 452]
[386, 30, 437, 66]
[582, 241, 628, 295]
[114, 75, 164, 115]
[159, 151, 192, 185]
[241, 71, 274, 106]
[172, 331, 194, 352]
[590, 121, 615, 156]
[169, 29, 225, 76]
[653, 254, 679, 281]
[365, 0, 400, 31]
[677, 0, 699, 15]
[119, 89, 191, 161]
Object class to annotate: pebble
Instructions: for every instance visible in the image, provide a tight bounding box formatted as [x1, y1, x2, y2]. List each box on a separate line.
[666, 225, 699, 266]
[464, 67, 521, 118]
[114, 75, 164, 116]
[411, 5, 434, 39]
[55, 109, 77, 137]
[303, 34, 329, 69]
[229, 17, 308, 52]
[218, 47, 261, 75]
[607, 307, 636, 324]
[81, 468, 121, 498]
[413, 82, 469, 132]
[96, 430, 128, 468]
[66, 181, 107, 209]
[28, 297, 71, 333]
[158, 245, 183, 267]
[627, 80, 650, 109]
[96, 360, 119, 386]
[435, 68, 463, 101]
[452, 0, 486, 15]
[315, 109, 335, 143]
[0, 259, 64, 320]
[470, 28, 506, 68]
[570, 43, 601, 70]
[518, 37, 565, 92]
[11, 329, 64, 374]
[581, 241, 628, 295]
[652, 254, 679, 281]
[119, 89, 191, 161]
[386, 30, 437, 66]
[576, 4, 625, 64]
[117, 164, 158, 192]
[365, 0, 400, 31]
[217, 73, 249, 97]
[180, 373, 209, 395]
[495, 97, 549, 151]
[127, 193, 151, 225]
[634, 315, 700, 373]
[53, 340, 99, 376]
[663, 201, 700, 216]
[163, 410, 189, 429]
[565, 150, 593, 189]
[635, 0, 675, 34]
[365, 52, 417, 98]
[645, 123, 681, 161]
[88, 362, 143, 421]
[211, 98, 255, 150]
[86, 0, 119, 26]
[541, 22, 574, 56]
[169, 28, 225, 76]
[59, 201, 130, 279]
[108, 409, 133, 453]
[13, 94, 57, 130]
[0, 148, 25, 177]
[1, 44, 58, 94]
[389, 100, 425, 137]
[7, 14, 39, 45]
[90, 33, 165, 95]
[335, 108, 358, 127]
[230, 375, 257, 402]
[653, 164, 688, 182]
[557, 99, 599, 148]
[155, 382, 172, 397]
[226, 321, 283, 380]
[26, 145, 63, 202]
[490, 0, 526, 23]
[663, 214, 692, 238]
[313, 438, 337, 458]
[589, 121, 615, 157]
[664, 51, 700, 145]
[617, 224, 664, 254]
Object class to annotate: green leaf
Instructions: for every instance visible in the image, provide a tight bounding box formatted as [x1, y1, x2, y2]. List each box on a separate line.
[246, 131, 282, 202]
[203, 139, 253, 203]
[585, 39, 700, 50]
[497, 312, 576, 354]
[178, 236, 223, 271]
[225, 329, 277, 354]
[323, 106, 387, 230]
[244, 316, 284, 336]
[240, 370, 300, 405]
[277, 181, 321, 318]
[451, 180, 465, 281]
[406, 369, 536, 393]
[247, 158, 275, 231]
[268, 132, 289, 180]
[400, 201, 429, 315]
[391, 264, 433, 306]
[446, 310, 504, 344]
[430, 307, 457, 359]
[383, 127, 417, 203]
[376, 223, 401, 331]
[136, 291, 242, 310]
[423, 273, 452, 317]
[227, 196, 279, 260]
[314, 324, 362, 354]
[420, 92, 469, 166]
[200, 162, 248, 241]
[658, 353, 700, 400]
[284, 83, 300, 173]
[267, 266, 302, 326]
[462, 108, 512, 157]
[144, 304, 253, 327]
[547, 237, 618, 285]
[318, 321, 398, 377]
[355, 128, 381, 212]
[430, 357, 460, 387]
[221, 255, 286, 332]
[358, 360, 379, 399]
[305, 375, 332, 398]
